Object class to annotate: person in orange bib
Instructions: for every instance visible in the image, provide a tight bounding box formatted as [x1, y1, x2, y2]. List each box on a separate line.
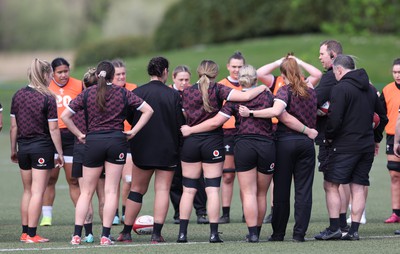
[218, 52, 246, 224]
[40, 57, 83, 226]
[380, 58, 400, 224]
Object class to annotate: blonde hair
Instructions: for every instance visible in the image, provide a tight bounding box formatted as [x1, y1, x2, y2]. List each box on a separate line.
[238, 65, 257, 88]
[280, 56, 309, 98]
[197, 60, 219, 112]
[27, 58, 54, 96]
[82, 67, 97, 89]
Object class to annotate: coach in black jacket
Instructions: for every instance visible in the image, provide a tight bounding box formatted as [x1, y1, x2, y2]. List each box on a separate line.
[315, 54, 387, 241]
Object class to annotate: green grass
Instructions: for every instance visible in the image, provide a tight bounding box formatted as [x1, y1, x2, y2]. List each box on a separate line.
[0, 131, 399, 253]
[1, 34, 400, 253]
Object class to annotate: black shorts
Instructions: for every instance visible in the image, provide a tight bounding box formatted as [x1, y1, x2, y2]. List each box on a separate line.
[386, 135, 395, 155]
[181, 134, 225, 163]
[18, 152, 55, 170]
[223, 135, 235, 155]
[323, 152, 374, 186]
[84, 131, 127, 167]
[17, 138, 55, 170]
[234, 137, 275, 174]
[134, 164, 177, 171]
[72, 143, 84, 178]
[60, 128, 75, 157]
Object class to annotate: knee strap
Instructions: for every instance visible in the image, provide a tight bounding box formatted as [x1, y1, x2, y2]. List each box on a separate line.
[128, 191, 143, 203]
[205, 176, 221, 188]
[387, 161, 400, 171]
[182, 176, 199, 189]
[223, 168, 236, 174]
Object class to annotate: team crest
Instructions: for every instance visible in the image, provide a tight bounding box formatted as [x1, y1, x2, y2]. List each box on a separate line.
[270, 163, 275, 170]
[119, 153, 125, 160]
[213, 150, 220, 157]
[38, 158, 45, 164]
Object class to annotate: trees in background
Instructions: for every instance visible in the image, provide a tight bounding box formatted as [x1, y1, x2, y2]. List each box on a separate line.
[2, 0, 397, 66]
[154, 0, 400, 51]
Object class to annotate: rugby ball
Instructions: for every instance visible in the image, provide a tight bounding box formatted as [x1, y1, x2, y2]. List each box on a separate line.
[317, 101, 330, 116]
[373, 112, 380, 129]
[133, 215, 154, 235]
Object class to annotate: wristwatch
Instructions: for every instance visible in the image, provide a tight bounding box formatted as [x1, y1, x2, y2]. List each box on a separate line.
[249, 110, 254, 117]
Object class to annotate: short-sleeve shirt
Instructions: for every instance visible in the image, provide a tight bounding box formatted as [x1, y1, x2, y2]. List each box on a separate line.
[49, 77, 83, 129]
[10, 86, 58, 140]
[67, 84, 144, 133]
[182, 82, 233, 127]
[220, 90, 275, 139]
[275, 85, 317, 135]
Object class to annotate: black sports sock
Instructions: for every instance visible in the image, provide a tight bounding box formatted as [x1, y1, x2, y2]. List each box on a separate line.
[210, 223, 218, 234]
[257, 226, 262, 237]
[222, 207, 230, 217]
[122, 205, 126, 216]
[73, 225, 83, 237]
[84, 223, 93, 236]
[329, 218, 340, 231]
[115, 209, 119, 217]
[179, 219, 189, 234]
[27, 227, 37, 237]
[101, 227, 111, 237]
[248, 226, 258, 236]
[122, 224, 133, 234]
[393, 209, 400, 217]
[153, 223, 163, 236]
[349, 222, 360, 234]
[22, 225, 28, 234]
[339, 213, 348, 228]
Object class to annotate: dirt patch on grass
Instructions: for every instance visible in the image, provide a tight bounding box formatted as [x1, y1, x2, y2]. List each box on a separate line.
[0, 51, 74, 83]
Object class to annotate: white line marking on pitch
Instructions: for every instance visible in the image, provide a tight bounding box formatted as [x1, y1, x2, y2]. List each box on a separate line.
[1, 235, 400, 252]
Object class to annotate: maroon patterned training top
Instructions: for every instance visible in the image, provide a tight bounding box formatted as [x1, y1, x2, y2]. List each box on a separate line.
[275, 85, 317, 133]
[10, 86, 58, 140]
[68, 84, 144, 132]
[220, 90, 275, 139]
[182, 82, 232, 127]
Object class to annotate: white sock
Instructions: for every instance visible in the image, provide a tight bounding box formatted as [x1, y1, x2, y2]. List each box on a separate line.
[42, 206, 53, 218]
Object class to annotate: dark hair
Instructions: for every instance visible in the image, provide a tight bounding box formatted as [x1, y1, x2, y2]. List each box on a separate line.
[393, 58, 400, 66]
[95, 61, 115, 112]
[147, 56, 169, 77]
[51, 57, 70, 70]
[320, 40, 343, 56]
[111, 58, 126, 68]
[227, 51, 246, 64]
[332, 54, 355, 70]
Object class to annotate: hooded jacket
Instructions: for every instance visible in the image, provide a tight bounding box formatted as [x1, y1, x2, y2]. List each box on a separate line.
[325, 68, 387, 153]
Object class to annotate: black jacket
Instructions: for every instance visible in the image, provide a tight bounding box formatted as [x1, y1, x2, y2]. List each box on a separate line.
[326, 68, 387, 153]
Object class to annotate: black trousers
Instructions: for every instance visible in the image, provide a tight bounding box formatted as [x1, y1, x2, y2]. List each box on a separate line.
[170, 163, 207, 218]
[271, 136, 315, 240]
